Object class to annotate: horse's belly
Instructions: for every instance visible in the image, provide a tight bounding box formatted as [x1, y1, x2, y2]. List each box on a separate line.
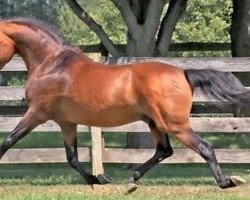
[83, 110, 141, 127]
[56, 103, 142, 127]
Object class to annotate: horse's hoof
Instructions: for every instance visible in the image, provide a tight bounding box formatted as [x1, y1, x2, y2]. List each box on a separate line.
[125, 182, 138, 194]
[230, 176, 246, 186]
[96, 174, 112, 184]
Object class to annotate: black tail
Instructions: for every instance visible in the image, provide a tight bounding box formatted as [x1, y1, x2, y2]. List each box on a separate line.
[184, 69, 250, 107]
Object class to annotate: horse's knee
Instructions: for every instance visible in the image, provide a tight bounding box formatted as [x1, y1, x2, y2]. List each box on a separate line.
[66, 154, 78, 169]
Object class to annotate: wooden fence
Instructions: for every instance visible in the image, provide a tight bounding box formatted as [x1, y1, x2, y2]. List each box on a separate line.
[79, 42, 231, 55]
[0, 57, 250, 176]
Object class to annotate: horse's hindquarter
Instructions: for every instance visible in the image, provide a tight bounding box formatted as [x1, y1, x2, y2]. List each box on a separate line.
[132, 62, 193, 131]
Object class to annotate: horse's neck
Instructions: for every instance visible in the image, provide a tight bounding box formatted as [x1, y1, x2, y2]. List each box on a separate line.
[1, 23, 63, 74]
[16, 37, 63, 74]
[17, 41, 63, 74]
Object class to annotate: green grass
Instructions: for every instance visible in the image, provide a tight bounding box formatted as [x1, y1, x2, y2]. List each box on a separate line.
[0, 132, 249, 199]
[7, 75, 27, 86]
[0, 185, 249, 200]
[0, 163, 249, 199]
[0, 163, 247, 186]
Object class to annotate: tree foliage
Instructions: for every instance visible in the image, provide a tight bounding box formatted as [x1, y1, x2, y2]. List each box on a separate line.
[57, 4, 99, 45]
[174, 0, 232, 43]
[172, 0, 232, 56]
[0, 0, 60, 25]
[57, 0, 126, 45]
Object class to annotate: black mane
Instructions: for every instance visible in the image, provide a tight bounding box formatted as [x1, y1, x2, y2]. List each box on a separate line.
[1, 17, 63, 44]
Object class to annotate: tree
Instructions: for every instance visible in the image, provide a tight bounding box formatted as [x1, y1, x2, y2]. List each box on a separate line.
[230, 0, 250, 119]
[57, 0, 126, 46]
[231, 0, 250, 57]
[65, 0, 188, 57]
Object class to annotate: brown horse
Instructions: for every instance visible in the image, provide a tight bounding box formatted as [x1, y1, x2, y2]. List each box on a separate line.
[0, 18, 247, 193]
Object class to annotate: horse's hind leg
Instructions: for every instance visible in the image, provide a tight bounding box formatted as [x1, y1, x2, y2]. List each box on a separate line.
[126, 120, 173, 193]
[0, 109, 45, 159]
[60, 123, 112, 185]
[173, 128, 246, 188]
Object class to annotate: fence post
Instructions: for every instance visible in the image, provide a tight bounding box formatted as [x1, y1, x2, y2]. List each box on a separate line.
[91, 126, 104, 176]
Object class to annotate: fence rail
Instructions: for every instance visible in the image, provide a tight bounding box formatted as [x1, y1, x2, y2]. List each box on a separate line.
[1, 148, 249, 164]
[1, 117, 250, 133]
[79, 42, 231, 53]
[0, 57, 250, 176]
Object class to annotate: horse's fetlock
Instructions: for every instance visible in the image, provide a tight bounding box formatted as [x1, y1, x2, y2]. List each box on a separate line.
[166, 147, 173, 157]
[218, 178, 236, 189]
[133, 171, 141, 181]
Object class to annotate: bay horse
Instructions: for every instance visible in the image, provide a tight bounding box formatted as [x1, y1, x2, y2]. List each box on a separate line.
[0, 18, 247, 193]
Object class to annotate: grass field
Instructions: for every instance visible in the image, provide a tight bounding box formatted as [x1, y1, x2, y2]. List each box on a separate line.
[0, 163, 249, 199]
[0, 132, 249, 199]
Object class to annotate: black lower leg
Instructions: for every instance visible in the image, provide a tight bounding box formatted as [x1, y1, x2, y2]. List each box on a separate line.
[197, 138, 236, 188]
[0, 122, 32, 159]
[126, 121, 174, 190]
[181, 129, 239, 189]
[129, 143, 173, 184]
[126, 138, 173, 194]
[64, 140, 96, 184]
[0, 109, 44, 160]
[64, 140, 111, 185]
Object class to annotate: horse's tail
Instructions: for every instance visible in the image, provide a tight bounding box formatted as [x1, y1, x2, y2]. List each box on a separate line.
[184, 69, 250, 107]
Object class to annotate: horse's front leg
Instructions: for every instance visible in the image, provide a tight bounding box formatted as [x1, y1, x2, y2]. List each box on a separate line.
[60, 123, 112, 185]
[0, 109, 45, 159]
